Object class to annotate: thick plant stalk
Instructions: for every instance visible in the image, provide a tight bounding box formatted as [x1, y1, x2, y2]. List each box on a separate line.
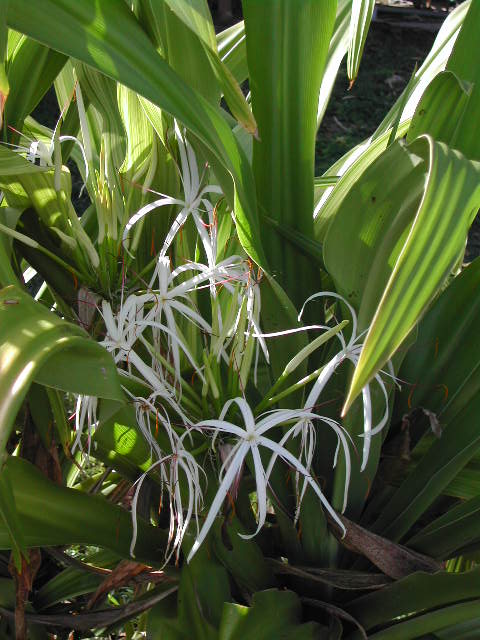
[243, 0, 337, 308]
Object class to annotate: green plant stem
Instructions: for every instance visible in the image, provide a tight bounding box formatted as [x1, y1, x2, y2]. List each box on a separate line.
[255, 365, 327, 414]
[139, 337, 203, 410]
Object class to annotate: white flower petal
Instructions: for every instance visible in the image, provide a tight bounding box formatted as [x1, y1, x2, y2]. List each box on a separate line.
[187, 441, 249, 563]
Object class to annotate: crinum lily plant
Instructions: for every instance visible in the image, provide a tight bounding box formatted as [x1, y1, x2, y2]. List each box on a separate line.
[86, 127, 385, 564]
[2, 0, 480, 638]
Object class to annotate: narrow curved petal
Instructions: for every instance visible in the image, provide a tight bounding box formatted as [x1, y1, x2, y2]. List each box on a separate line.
[187, 441, 249, 563]
[239, 443, 267, 539]
[298, 291, 357, 348]
[123, 197, 183, 243]
[258, 435, 345, 536]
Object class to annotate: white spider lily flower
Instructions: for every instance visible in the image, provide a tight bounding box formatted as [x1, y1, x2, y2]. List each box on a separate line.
[187, 398, 346, 563]
[210, 261, 270, 374]
[299, 292, 390, 472]
[18, 119, 90, 183]
[72, 395, 98, 455]
[101, 294, 143, 362]
[130, 411, 205, 564]
[123, 123, 221, 270]
[100, 296, 190, 421]
[138, 256, 211, 385]
[26, 136, 89, 177]
[266, 414, 353, 518]
[130, 393, 166, 462]
[218, 442, 244, 501]
[138, 255, 252, 383]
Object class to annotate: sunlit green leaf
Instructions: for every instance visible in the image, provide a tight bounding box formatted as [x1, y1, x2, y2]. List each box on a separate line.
[0, 284, 123, 455]
[344, 135, 480, 411]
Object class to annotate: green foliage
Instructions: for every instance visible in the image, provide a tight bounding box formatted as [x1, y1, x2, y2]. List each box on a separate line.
[0, 0, 479, 638]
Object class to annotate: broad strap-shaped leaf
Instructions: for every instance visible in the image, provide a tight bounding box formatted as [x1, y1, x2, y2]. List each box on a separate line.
[347, 567, 480, 633]
[360, 600, 480, 639]
[75, 62, 126, 179]
[147, 541, 228, 639]
[211, 518, 273, 593]
[0, 470, 27, 571]
[34, 548, 118, 610]
[92, 402, 153, 480]
[0, 456, 166, 564]
[371, 391, 480, 543]
[408, 496, 480, 560]
[393, 257, 480, 429]
[3, 0, 266, 267]
[117, 84, 154, 182]
[0, 13, 8, 130]
[0, 145, 100, 275]
[323, 140, 425, 312]
[314, 119, 411, 243]
[0, 143, 48, 177]
[0, 284, 123, 454]
[343, 135, 480, 412]
[147, 0, 220, 107]
[317, 0, 352, 128]
[373, 0, 470, 139]
[323, 71, 471, 311]
[406, 70, 472, 145]
[4, 34, 66, 134]
[0, 230, 18, 287]
[216, 21, 247, 85]
[162, 0, 256, 135]
[163, 0, 217, 50]
[218, 589, 322, 640]
[0, 146, 72, 229]
[0, 206, 24, 288]
[243, 0, 336, 308]
[347, 0, 375, 84]
[445, 0, 480, 162]
[316, 2, 470, 240]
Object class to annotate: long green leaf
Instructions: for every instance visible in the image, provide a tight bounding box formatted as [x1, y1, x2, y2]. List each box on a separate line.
[4, 35, 66, 134]
[34, 549, 117, 610]
[347, 0, 374, 84]
[394, 257, 480, 430]
[372, 392, 480, 542]
[317, 0, 352, 128]
[314, 120, 411, 243]
[366, 600, 480, 640]
[218, 589, 321, 640]
[344, 135, 480, 412]
[216, 21, 247, 85]
[324, 70, 471, 314]
[408, 496, 480, 560]
[347, 567, 480, 632]
[243, 0, 336, 308]
[323, 140, 425, 312]
[162, 0, 256, 134]
[0, 456, 166, 563]
[445, 0, 480, 162]
[0, 470, 26, 571]
[0, 284, 123, 455]
[373, 0, 470, 139]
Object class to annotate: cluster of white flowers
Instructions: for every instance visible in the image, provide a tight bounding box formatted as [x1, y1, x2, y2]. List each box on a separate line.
[73, 126, 391, 564]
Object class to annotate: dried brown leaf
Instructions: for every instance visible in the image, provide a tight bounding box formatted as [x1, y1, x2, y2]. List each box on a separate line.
[329, 514, 442, 579]
[87, 560, 149, 609]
